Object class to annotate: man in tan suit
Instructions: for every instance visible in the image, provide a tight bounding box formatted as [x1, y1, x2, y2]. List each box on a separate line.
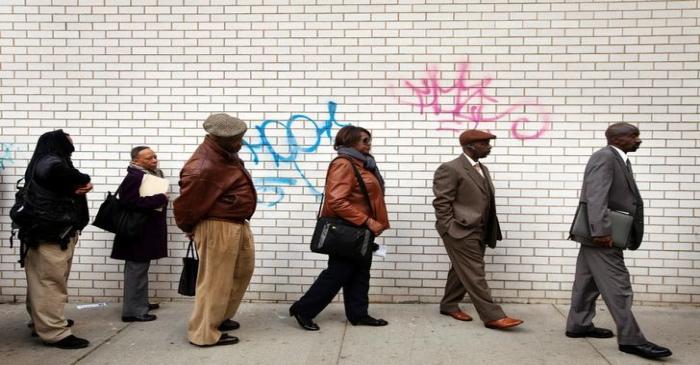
[432, 129, 523, 330]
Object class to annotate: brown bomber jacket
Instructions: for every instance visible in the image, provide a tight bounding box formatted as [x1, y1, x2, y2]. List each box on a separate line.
[174, 135, 257, 233]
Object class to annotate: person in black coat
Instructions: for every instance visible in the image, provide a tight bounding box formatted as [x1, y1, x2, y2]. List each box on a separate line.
[17, 130, 93, 349]
[110, 146, 168, 322]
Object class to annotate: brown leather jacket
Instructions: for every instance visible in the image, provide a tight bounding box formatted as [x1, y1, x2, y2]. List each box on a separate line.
[322, 156, 390, 235]
[174, 136, 257, 233]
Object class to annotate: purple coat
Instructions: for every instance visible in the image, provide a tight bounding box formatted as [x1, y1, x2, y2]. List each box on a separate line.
[110, 166, 169, 262]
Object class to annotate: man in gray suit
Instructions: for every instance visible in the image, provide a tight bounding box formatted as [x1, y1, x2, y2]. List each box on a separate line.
[432, 130, 523, 330]
[566, 123, 672, 359]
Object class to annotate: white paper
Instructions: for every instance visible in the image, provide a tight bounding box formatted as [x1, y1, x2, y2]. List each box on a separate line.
[139, 174, 169, 197]
[374, 244, 387, 258]
[139, 174, 169, 211]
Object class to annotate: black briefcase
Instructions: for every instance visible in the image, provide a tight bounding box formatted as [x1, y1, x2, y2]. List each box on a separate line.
[569, 202, 634, 249]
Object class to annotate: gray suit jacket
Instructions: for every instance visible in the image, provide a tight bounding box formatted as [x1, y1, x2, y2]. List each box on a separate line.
[432, 154, 502, 248]
[574, 146, 644, 250]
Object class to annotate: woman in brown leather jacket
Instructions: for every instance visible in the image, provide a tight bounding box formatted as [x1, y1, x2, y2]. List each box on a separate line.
[289, 125, 390, 331]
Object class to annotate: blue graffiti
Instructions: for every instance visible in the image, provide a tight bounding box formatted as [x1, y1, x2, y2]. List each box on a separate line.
[0, 143, 14, 170]
[243, 101, 347, 206]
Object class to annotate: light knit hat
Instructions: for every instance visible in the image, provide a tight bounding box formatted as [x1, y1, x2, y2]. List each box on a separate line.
[203, 113, 247, 138]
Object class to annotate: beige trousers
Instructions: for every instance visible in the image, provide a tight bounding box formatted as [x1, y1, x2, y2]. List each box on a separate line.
[25, 235, 77, 343]
[187, 220, 255, 345]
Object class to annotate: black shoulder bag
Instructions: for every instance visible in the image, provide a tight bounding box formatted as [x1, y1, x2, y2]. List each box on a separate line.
[92, 187, 148, 241]
[310, 157, 375, 260]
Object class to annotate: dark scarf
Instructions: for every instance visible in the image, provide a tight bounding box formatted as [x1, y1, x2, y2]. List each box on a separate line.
[336, 146, 385, 191]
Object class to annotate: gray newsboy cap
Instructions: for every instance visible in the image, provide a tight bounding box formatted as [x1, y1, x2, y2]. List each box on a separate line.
[203, 113, 247, 138]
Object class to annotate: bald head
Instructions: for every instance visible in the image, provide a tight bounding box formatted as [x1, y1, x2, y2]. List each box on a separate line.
[606, 123, 641, 153]
[605, 123, 639, 143]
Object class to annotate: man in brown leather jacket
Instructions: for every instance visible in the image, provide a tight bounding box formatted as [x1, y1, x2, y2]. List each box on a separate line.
[174, 113, 257, 347]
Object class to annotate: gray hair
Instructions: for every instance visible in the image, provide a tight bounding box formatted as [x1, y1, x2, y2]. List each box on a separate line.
[130, 146, 150, 160]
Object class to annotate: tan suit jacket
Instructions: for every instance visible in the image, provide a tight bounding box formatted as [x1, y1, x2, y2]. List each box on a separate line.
[433, 154, 502, 248]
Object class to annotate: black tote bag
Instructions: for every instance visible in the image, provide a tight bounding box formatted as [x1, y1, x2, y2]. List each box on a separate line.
[178, 240, 199, 296]
[92, 190, 148, 240]
[310, 157, 375, 260]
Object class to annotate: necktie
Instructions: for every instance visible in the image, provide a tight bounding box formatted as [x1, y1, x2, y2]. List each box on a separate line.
[626, 159, 633, 175]
[474, 163, 485, 178]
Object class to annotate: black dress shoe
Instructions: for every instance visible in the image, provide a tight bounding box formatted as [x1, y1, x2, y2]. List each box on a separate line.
[191, 333, 239, 347]
[148, 303, 160, 311]
[289, 307, 319, 331]
[565, 327, 614, 338]
[349, 315, 388, 327]
[619, 342, 672, 359]
[45, 335, 90, 349]
[218, 319, 240, 331]
[121, 314, 157, 322]
[31, 319, 75, 337]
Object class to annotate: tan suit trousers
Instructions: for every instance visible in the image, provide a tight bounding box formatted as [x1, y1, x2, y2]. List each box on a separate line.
[187, 220, 255, 345]
[439, 235, 505, 322]
[25, 235, 77, 343]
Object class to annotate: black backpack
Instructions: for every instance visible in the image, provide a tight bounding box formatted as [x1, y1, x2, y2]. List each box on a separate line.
[9, 178, 26, 247]
[9, 178, 31, 267]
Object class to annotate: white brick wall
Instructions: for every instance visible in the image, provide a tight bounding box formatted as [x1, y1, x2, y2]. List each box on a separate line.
[1, 0, 699, 305]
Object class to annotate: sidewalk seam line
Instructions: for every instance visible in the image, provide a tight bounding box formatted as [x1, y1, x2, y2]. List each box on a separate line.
[552, 304, 613, 365]
[72, 323, 132, 365]
[336, 320, 348, 365]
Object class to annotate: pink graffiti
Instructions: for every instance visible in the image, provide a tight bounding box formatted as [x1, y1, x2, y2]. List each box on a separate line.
[392, 62, 550, 140]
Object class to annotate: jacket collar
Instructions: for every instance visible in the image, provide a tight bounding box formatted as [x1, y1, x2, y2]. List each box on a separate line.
[458, 154, 489, 194]
[204, 135, 241, 164]
[607, 146, 640, 197]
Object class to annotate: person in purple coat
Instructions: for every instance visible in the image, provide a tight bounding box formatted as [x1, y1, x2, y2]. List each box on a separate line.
[111, 146, 168, 322]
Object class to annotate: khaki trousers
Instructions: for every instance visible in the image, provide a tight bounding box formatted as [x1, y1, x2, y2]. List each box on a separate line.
[439, 235, 505, 322]
[187, 220, 255, 345]
[25, 235, 77, 343]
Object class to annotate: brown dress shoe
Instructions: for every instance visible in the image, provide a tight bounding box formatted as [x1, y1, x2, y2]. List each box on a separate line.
[440, 310, 473, 321]
[485, 317, 523, 329]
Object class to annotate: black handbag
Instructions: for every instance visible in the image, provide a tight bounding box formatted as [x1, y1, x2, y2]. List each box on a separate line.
[178, 240, 199, 296]
[92, 189, 148, 240]
[310, 157, 375, 260]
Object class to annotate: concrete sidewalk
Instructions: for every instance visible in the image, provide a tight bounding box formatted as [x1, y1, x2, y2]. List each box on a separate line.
[1, 302, 696, 365]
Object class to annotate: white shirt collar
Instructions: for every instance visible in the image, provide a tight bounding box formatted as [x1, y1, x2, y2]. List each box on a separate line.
[463, 153, 479, 167]
[610, 145, 627, 162]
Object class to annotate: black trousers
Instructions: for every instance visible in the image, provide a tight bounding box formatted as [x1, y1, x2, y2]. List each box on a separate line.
[291, 255, 372, 322]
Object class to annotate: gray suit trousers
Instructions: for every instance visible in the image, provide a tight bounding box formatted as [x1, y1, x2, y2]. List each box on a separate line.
[439, 235, 505, 322]
[122, 260, 151, 317]
[566, 245, 646, 345]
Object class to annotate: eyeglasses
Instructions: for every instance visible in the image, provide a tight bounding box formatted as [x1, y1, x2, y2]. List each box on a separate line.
[361, 137, 372, 144]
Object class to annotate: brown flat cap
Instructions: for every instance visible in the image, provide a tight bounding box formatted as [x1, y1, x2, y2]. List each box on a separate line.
[203, 113, 247, 138]
[459, 129, 496, 145]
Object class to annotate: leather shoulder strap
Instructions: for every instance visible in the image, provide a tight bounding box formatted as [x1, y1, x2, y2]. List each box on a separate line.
[317, 156, 373, 218]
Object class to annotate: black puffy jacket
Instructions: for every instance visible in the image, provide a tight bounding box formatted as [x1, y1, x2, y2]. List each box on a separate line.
[17, 154, 90, 246]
